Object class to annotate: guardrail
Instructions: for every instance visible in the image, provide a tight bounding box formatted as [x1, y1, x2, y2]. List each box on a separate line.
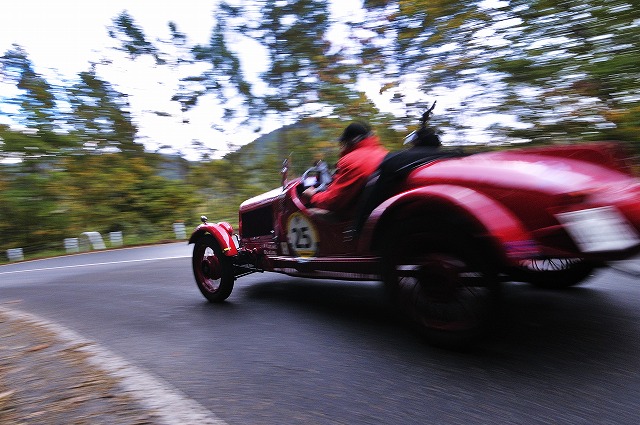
[6, 248, 24, 262]
[5, 222, 191, 262]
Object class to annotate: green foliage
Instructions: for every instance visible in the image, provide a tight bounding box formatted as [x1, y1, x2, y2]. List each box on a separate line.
[0, 172, 68, 254]
[0, 45, 75, 160]
[67, 69, 142, 155]
[0, 152, 199, 257]
[189, 13, 254, 116]
[350, 0, 640, 152]
[485, 0, 640, 146]
[3, 0, 640, 261]
[108, 11, 165, 64]
[1, 46, 142, 162]
[256, 0, 333, 115]
[0, 45, 58, 134]
[56, 153, 197, 230]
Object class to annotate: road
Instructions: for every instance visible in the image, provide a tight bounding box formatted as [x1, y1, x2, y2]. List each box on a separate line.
[1, 243, 640, 424]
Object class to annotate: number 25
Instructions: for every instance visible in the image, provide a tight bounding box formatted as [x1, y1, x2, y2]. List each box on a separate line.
[293, 226, 311, 249]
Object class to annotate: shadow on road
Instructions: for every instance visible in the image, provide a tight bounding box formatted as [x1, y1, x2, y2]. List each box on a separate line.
[243, 277, 398, 325]
[238, 276, 638, 363]
[491, 282, 637, 349]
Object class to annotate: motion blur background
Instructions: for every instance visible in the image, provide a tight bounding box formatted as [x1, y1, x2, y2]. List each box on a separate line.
[1, 0, 639, 260]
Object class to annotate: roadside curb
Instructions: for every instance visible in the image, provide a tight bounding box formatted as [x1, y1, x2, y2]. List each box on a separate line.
[0, 306, 226, 425]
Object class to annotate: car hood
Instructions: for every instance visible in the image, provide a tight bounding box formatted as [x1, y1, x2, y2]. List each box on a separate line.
[240, 186, 286, 211]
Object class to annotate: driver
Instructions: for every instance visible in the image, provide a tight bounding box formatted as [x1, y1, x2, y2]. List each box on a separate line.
[301, 121, 388, 217]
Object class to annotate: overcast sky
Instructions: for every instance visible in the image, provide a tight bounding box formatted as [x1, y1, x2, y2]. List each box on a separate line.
[0, 1, 507, 160]
[0, 1, 216, 78]
[0, 0, 316, 159]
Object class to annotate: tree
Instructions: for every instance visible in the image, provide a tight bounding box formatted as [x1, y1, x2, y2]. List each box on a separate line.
[357, 1, 499, 132]
[484, 0, 639, 148]
[108, 11, 164, 64]
[67, 68, 142, 155]
[255, 0, 332, 117]
[107, 8, 256, 159]
[188, 3, 255, 128]
[56, 153, 197, 234]
[0, 45, 57, 132]
[352, 0, 640, 151]
[108, 1, 640, 155]
[0, 44, 72, 161]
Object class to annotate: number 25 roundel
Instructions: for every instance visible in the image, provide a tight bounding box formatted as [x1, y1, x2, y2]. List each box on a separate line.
[286, 212, 319, 257]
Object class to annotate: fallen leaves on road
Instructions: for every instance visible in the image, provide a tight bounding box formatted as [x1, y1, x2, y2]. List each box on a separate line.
[0, 312, 161, 424]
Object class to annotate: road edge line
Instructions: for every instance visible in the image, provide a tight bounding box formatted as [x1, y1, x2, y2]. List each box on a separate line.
[0, 306, 227, 425]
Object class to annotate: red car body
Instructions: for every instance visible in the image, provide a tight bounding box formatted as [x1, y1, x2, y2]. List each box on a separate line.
[190, 141, 640, 345]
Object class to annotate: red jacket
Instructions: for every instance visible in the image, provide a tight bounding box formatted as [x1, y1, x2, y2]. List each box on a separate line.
[311, 135, 388, 217]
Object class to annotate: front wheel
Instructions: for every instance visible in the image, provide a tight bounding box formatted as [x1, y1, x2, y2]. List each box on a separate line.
[382, 224, 499, 347]
[192, 234, 235, 302]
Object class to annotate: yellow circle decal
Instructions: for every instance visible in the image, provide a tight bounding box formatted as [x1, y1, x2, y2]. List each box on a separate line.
[286, 212, 319, 257]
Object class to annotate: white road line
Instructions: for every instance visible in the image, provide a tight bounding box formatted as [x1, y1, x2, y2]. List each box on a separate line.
[0, 255, 190, 276]
[0, 307, 228, 425]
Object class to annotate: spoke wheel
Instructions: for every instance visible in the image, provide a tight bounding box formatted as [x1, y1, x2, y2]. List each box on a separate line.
[514, 258, 596, 289]
[192, 234, 234, 302]
[383, 223, 498, 347]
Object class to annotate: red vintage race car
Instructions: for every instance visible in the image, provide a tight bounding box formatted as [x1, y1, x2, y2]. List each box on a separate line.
[189, 119, 640, 346]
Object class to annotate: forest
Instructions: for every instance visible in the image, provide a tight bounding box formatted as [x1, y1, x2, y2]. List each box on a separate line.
[1, 0, 639, 260]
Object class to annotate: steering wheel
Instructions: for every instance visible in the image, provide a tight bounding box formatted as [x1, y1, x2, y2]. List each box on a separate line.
[301, 161, 332, 192]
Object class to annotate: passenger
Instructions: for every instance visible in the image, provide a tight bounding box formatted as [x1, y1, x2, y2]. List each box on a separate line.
[381, 123, 442, 172]
[301, 121, 388, 218]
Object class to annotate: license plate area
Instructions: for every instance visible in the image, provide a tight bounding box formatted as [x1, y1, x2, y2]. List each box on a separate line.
[556, 206, 640, 253]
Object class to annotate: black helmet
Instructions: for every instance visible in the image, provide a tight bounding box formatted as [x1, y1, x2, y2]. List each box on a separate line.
[338, 121, 371, 146]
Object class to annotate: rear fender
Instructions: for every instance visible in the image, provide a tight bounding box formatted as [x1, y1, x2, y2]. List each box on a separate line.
[359, 185, 539, 264]
[188, 222, 238, 257]
[516, 142, 636, 175]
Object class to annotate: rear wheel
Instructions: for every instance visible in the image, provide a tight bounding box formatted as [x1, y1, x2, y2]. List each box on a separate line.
[192, 234, 235, 302]
[382, 222, 499, 347]
[513, 258, 596, 289]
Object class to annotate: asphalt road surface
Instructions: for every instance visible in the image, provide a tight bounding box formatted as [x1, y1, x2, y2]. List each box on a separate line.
[1, 243, 640, 425]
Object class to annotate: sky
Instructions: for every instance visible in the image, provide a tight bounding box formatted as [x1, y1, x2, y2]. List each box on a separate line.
[0, 0, 512, 161]
[0, 1, 215, 78]
[0, 0, 364, 160]
[0, 1, 227, 159]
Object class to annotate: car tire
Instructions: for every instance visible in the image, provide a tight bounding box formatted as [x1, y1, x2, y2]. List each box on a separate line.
[512, 258, 596, 289]
[381, 220, 499, 348]
[192, 234, 235, 303]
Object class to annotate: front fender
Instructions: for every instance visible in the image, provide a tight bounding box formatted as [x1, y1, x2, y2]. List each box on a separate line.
[188, 222, 238, 257]
[358, 185, 540, 264]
